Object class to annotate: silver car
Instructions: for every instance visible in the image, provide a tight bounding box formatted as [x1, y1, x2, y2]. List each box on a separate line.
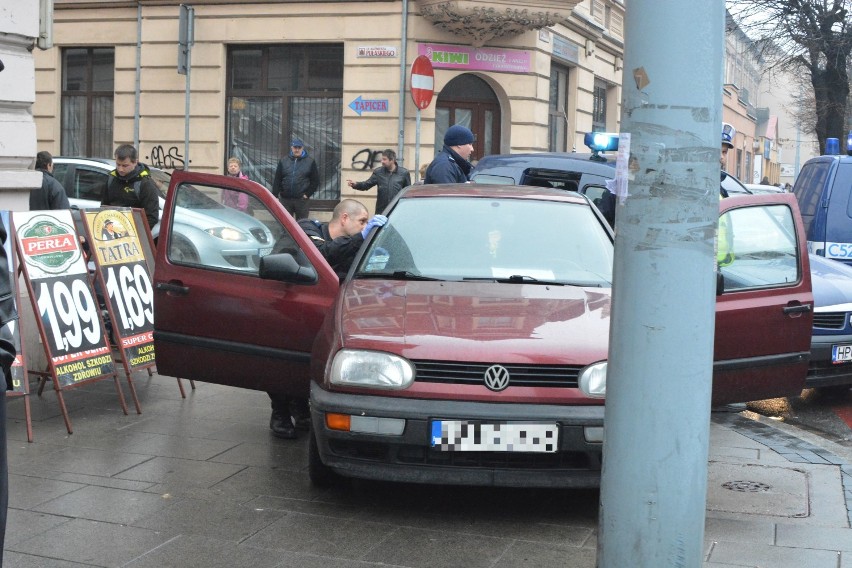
[52, 157, 274, 272]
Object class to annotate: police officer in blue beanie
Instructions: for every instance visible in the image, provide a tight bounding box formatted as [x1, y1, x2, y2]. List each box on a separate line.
[424, 124, 475, 184]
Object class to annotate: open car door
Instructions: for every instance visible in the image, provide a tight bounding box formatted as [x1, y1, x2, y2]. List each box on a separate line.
[153, 170, 339, 396]
[713, 193, 813, 405]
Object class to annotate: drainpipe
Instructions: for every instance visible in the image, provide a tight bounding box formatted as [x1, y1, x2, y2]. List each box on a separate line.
[396, 0, 408, 165]
[134, 2, 142, 149]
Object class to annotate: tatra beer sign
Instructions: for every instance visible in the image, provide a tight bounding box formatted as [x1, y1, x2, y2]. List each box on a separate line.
[84, 209, 155, 371]
[13, 210, 115, 387]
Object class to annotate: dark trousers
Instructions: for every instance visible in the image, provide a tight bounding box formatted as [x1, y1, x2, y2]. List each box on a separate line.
[279, 197, 310, 220]
[268, 392, 309, 416]
[0, 390, 8, 564]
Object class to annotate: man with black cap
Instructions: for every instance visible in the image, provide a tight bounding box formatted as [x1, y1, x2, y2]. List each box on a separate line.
[424, 124, 475, 184]
[272, 137, 320, 220]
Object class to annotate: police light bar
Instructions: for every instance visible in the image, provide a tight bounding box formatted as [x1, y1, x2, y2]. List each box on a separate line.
[826, 137, 840, 156]
[584, 132, 619, 153]
[847, 130, 852, 156]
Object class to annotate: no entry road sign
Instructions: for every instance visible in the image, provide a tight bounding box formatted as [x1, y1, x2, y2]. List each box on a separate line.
[410, 55, 434, 110]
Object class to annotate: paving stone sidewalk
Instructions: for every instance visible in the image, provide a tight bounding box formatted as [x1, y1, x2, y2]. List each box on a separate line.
[3, 372, 852, 567]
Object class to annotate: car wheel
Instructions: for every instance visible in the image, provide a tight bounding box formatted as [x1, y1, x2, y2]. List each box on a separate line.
[169, 235, 200, 264]
[308, 430, 341, 487]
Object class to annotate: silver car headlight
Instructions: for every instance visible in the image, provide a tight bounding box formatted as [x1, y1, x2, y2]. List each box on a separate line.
[578, 361, 607, 398]
[330, 350, 415, 389]
[205, 227, 247, 241]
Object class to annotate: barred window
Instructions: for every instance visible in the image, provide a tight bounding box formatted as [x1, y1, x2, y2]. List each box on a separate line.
[226, 44, 343, 210]
[61, 48, 114, 157]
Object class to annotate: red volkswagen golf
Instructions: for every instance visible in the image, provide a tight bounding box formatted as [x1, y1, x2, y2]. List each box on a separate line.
[154, 172, 812, 488]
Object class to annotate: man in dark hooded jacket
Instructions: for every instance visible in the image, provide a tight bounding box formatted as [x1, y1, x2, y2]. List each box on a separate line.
[100, 144, 160, 230]
[0, 217, 18, 563]
[272, 138, 320, 220]
[424, 124, 475, 184]
[30, 151, 70, 210]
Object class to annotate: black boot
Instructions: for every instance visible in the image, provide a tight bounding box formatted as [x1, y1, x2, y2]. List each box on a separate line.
[289, 398, 311, 431]
[269, 410, 297, 439]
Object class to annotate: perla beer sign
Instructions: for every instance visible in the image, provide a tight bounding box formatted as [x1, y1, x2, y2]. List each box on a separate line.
[18, 216, 82, 274]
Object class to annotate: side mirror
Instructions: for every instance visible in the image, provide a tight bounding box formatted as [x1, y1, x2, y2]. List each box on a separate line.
[259, 253, 317, 284]
[716, 271, 725, 296]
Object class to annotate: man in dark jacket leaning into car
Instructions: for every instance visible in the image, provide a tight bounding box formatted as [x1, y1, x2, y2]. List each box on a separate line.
[272, 138, 320, 220]
[347, 149, 411, 214]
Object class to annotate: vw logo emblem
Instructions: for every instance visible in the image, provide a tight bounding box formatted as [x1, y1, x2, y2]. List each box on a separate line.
[484, 365, 510, 392]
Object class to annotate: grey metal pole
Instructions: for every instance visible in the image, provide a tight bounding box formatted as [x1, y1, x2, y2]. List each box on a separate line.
[134, 2, 142, 149]
[396, 0, 409, 164]
[183, 10, 193, 170]
[597, 1, 724, 566]
[415, 108, 421, 182]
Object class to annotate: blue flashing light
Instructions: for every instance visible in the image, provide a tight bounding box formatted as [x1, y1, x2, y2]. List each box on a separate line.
[584, 132, 619, 153]
[825, 137, 840, 156]
[846, 131, 852, 156]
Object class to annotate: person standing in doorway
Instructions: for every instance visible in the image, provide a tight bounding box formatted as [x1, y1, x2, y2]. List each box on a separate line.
[30, 151, 70, 210]
[346, 149, 411, 214]
[272, 138, 319, 220]
[424, 125, 475, 184]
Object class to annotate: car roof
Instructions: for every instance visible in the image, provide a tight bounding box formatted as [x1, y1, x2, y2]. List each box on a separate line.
[400, 183, 590, 204]
[473, 152, 616, 176]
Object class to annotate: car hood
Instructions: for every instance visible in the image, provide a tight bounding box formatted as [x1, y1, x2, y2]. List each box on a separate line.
[810, 253, 852, 310]
[338, 279, 611, 364]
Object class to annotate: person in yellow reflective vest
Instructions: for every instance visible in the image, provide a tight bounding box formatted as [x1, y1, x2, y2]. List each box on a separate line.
[718, 123, 736, 267]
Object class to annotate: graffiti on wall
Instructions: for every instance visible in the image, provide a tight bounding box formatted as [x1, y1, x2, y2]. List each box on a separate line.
[147, 146, 185, 170]
[350, 148, 382, 171]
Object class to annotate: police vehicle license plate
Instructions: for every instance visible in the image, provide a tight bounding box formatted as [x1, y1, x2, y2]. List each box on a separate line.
[430, 420, 558, 453]
[258, 246, 272, 257]
[832, 344, 852, 364]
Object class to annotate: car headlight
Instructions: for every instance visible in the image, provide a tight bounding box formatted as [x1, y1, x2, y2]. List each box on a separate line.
[330, 350, 414, 389]
[205, 227, 247, 241]
[578, 361, 607, 398]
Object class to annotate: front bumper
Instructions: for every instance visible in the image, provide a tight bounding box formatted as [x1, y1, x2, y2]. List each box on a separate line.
[807, 333, 852, 388]
[310, 383, 604, 488]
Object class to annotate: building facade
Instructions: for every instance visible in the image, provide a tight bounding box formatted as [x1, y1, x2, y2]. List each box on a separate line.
[32, 0, 626, 214]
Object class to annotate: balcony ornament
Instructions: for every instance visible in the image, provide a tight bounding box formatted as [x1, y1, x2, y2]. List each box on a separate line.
[416, 0, 578, 47]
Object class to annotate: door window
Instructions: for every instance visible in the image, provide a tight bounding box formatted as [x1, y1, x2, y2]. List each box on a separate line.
[719, 204, 799, 292]
[166, 181, 314, 276]
[74, 167, 108, 201]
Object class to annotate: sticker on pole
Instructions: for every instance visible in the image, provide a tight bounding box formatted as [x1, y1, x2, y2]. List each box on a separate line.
[410, 55, 434, 110]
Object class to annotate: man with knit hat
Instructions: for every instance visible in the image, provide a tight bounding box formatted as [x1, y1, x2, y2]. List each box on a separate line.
[424, 124, 475, 184]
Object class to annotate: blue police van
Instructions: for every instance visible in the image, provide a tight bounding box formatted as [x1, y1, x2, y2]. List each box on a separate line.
[793, 133, 852, 265]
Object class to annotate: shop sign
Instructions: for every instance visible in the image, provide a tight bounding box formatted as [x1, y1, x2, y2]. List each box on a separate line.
[349, 96, 389, 116]
[417, 43, 531, 74]
[357, 46, 398, 58]
[552, 35, 579, 64]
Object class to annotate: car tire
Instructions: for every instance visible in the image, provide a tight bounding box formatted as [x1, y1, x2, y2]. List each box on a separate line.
[308, 430, 341, 487]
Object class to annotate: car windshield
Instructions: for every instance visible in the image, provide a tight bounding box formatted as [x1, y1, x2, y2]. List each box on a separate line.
[356, 196, 613, 286]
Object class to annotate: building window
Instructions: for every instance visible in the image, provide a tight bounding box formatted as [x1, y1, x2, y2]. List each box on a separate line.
[226, 44, 343, 209]
[61, 48, 114, 157]
[549, 64, 570, 152]
[592, 79, 608, 132]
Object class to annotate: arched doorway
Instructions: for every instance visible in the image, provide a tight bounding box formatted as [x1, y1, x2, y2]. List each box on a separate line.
[435, 74, 501, 161]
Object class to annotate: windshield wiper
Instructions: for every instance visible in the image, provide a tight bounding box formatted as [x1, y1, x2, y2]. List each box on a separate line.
[356, 270, 442, 281]
[498, 274, 566, 286]
[463, 275, 566, 286]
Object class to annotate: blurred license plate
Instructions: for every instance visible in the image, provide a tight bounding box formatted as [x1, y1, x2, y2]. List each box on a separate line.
[430, 420, 558, 453]
[832, 344, 852, 363]
[259, 247, 273, 257]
